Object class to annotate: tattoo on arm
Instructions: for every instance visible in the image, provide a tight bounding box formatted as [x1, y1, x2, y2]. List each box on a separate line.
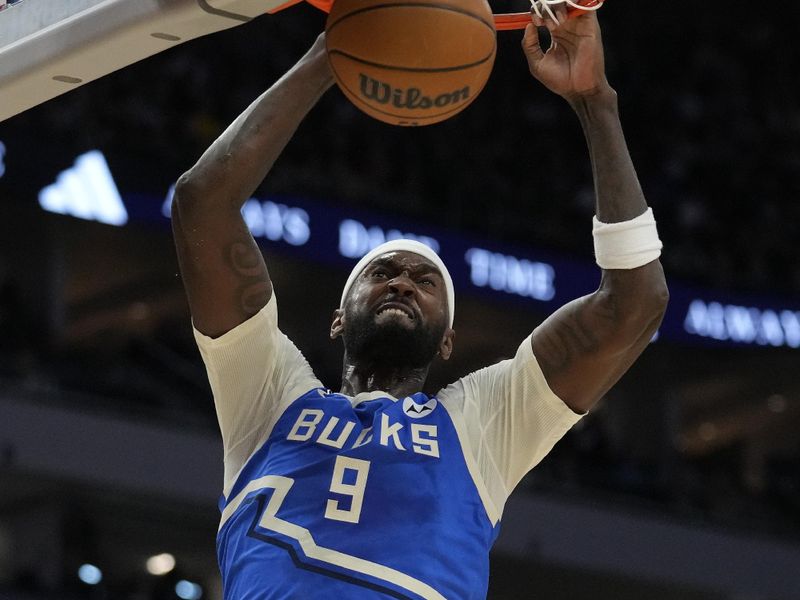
[534, 295, 617, 373]
[225, 238, 270, 318]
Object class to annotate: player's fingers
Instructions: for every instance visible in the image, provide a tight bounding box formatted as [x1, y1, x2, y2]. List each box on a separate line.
[541, 4, 568, 32]
[553, 3, 568, 25]
[522, 23, 545, 66]
[533, 2, 559, 31]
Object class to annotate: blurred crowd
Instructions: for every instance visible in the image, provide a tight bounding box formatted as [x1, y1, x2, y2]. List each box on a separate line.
[5, 3, 798, 294]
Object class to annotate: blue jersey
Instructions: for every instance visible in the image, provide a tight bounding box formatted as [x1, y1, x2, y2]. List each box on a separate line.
[195, 297, 581, 600]
[217, 388, 499, 600]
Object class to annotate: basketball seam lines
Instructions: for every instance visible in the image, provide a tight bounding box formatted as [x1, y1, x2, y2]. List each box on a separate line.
[328, 49, 496, 74]
[326, 3, 496, 35]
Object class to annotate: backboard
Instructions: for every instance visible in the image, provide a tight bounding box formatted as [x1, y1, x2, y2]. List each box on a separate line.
[0, 0, 288, 122]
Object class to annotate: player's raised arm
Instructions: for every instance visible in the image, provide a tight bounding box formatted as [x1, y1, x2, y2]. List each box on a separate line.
[171, 34, 334, 338]
[522, 9, 669, 414]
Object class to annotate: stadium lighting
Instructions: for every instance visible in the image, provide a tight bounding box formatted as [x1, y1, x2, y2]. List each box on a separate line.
[77, 563, 102, 585]
[146, 552, 176, 576]
[175, 579, 203, 600]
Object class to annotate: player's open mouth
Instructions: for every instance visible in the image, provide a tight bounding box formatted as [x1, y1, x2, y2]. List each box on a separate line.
[376, 304, 415, 320]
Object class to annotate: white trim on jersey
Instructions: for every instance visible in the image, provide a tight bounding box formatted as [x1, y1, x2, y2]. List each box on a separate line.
[219, 475, 447, 600]
[439, 401, 502, 526]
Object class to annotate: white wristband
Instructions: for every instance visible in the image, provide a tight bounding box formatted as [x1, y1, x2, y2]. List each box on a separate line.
[592, 207, 663, 270]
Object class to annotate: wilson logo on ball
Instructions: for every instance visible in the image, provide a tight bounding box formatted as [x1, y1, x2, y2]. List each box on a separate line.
[359, 75, 470, 110]
[325, 0, 496, 126]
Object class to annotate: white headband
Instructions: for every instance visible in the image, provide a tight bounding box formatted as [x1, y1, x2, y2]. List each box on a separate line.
[339, 239, 455, 328]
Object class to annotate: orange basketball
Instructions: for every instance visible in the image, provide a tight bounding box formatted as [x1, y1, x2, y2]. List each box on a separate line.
[325, 0, 497, 126]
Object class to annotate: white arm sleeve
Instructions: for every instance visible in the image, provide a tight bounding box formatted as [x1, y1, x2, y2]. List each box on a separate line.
[193, 294, 322, 495]
[437, 334, 582, 519]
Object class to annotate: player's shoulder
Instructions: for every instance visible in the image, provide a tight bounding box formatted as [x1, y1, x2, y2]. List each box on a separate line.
[439, 337, 539, 397]
[438, 356, 515, 395]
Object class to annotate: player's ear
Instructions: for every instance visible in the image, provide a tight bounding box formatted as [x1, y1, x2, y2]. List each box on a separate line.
[438, 328, 455, 361]
[330, 308, 345, 340]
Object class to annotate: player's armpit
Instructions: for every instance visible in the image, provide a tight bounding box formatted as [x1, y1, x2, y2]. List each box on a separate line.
[531, 260, 668, 414]
[171, 184, 273, 338]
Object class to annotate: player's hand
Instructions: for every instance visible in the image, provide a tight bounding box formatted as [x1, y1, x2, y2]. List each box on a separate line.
[522, 7, 611, 102]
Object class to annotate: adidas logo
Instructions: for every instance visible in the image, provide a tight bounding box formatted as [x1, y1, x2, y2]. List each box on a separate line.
[38, 150, 128, 226]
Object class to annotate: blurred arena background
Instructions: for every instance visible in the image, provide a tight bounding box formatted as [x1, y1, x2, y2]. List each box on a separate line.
[1, 1, 799, 599]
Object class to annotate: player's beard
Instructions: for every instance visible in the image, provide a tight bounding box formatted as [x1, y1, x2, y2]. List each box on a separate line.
[343, 308, 445, 370]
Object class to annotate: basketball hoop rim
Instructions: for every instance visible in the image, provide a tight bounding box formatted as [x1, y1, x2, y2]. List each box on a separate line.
[269, 0, 606, 31]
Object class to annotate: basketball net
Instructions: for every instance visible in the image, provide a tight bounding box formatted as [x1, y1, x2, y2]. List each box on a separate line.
[531, 0, 604, 25]
[275, 0, 606, 31]
[487, 0, 605, 30]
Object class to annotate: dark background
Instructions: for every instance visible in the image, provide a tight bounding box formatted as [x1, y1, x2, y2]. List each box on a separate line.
[0, 1, 799, 599]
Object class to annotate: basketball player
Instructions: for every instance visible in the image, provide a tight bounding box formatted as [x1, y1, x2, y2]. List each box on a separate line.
[171, 7, 667, 600]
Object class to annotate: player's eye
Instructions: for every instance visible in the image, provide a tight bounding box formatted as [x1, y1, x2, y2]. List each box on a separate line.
[370, 270, 388, 279]
[418, 278, 435, 287]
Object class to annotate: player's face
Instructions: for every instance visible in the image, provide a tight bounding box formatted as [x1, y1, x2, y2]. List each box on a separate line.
[333, 251, 453, 368]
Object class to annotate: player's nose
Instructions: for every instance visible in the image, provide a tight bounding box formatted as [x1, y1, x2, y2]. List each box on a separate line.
[388, 274, 414, 297]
